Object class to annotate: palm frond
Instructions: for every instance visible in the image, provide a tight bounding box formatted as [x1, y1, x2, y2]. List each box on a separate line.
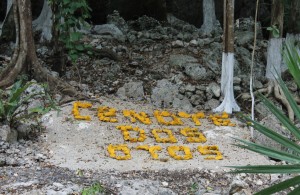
[239, 116, 300, 155]
[232, 138, 300, 163]
[228, 164, 300, 174]
[258, 93, 300, 140]
[254, 175, 300, 195]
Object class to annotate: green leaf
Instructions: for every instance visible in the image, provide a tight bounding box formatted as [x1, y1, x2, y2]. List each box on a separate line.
[70, 53, 79, 62]
[28, 106, 50, 114]
[8, 81, 33, 104]
[241, 116, 300, 155]
[63, 0, 70, 5]
[288, 185, 300, 195]
[273, 28, 280, 38]
[232, 140, 300, 163]
[228, 165, 300, 174]
[0, 100, 4, 117]
[283, 40, 300, 89]
[258, 93, 300, 140]
[75, 44, 85, 51]
[70, 32, 82, 42]
[4, 101, 18, 117]
[254, 175, 300, 195]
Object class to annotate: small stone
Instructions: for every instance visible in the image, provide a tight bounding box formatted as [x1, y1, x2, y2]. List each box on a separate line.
[253, 80, 263, 89]
[185, 84, 196, 92]
[162, 181, 168, 186]
[0, 125, 18, 143]
[172, 40, 184, 47]
[53, 182, 64, 189]
[233, 77, 241, 85]
[206, 82, 221, 97]
[256, 180, 263, 186]
[189, 39, 198, 46]
[116, 81, 144, 100]
[204, 99, 220, 110]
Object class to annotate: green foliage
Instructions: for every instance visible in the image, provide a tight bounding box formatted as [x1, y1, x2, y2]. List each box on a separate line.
[81, 182, 104, 195]
[229, 41, 300, 194]
[0, 78, 56, 126]
[284, 39, 300, 87]
[267, 25, 280, 38]
[189, 182, 198, 194]
[48, 0, 92, 62]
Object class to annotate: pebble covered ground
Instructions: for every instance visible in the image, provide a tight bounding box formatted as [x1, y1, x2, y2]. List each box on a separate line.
[0, 103, 291, 195]
[0, 11, 297, 195]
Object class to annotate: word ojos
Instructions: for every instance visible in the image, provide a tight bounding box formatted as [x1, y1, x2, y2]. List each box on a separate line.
[72, 102, 236, 127]
[107, 144, 223, 160]
[72, 101, 235, 161]
[110, 125, 221, 160]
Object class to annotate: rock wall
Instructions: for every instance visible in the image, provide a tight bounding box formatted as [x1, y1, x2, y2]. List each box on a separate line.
[87, 0, 167, 24]
[0, 0, 272, 32]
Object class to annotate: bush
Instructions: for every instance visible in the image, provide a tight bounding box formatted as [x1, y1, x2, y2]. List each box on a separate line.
[0, 78, 55, 126]
[229, 40, 300, 194]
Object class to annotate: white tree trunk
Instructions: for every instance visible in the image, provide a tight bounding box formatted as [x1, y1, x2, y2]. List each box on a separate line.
[0, 0, 13, 37]
[214, 53, 240, 113]
[265, 38, 283, 79]
[32, 0, 53, 41]
[220, 52, 226, 93]
[200, 0, 217, 35]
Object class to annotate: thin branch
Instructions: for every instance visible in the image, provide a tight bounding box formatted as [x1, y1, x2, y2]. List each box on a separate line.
[250, 0, 259, 139]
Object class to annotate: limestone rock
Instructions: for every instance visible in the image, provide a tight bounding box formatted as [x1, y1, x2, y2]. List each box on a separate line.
[236, 31, 254, 46]
[173, 97, 194, 112]
[93, 24, 125, 42]
[169, 54, 198, 69]
[16, 123, 32, 139]
[229, 179, 250, 195]
[151, 79, 178, 108]
[0, 125, 17, 143]
[206, 82, 221, 98]
[185, 84, 196, 92]
[117, 81, 144, 100]
[107, 10, 128, 33]
[151, 79, 193, 112]
[184, 63, 208, 80]
[204, 99, 220, 110]
[117, 179, 176, 195]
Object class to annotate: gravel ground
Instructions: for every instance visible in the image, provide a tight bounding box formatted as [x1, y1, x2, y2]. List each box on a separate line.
[0, 97, 291, 194]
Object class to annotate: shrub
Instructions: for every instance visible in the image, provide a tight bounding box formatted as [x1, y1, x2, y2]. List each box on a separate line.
[0, 78, 55, 126]
[229, 40, 300, 194]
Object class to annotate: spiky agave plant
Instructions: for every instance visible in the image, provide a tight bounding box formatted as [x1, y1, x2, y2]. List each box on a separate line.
[229, 40, 300, 194]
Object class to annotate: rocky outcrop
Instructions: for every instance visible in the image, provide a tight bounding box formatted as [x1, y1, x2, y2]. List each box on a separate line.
[117, 81, 145, 100]
[151, 79, 193, 112]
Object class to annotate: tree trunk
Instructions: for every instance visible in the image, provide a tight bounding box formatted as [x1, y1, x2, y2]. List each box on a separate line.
[214, 0, 240, 114]
[32, 0, 53, 42]
[265, 0, 284, 81]
[270, 0, 284, 38]
[266, 38, 282, 80]
[255, 0, 294, 148]
[0, 0, 83, 100]
[200, 0, 217, 35]
[0, 0, 13, 37]
[288, 0, 300, 33]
